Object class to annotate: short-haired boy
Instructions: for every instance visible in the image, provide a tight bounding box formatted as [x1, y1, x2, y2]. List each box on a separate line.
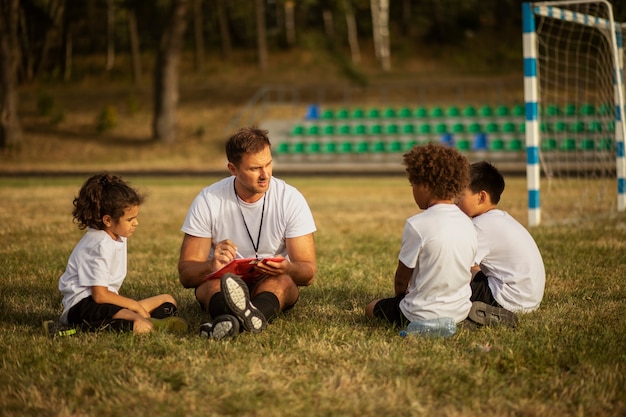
[457, 161, 546, 326]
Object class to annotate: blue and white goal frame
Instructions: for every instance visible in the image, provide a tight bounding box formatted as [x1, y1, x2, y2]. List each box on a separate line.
[522, 1, 626, 226]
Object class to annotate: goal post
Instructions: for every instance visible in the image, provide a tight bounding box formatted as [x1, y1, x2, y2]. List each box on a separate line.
[522, 1, 626, 226]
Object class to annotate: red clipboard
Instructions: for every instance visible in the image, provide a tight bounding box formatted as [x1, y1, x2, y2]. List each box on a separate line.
[203, 257, 284, 283]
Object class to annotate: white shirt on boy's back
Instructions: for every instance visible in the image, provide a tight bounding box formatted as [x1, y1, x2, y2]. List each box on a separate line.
[399, 204, 477, 323]
[58, 228, 127, 324]
[473, 209, 545, 313]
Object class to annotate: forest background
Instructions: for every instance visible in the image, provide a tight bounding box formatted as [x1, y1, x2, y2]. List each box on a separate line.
[4, 0, 616, 173]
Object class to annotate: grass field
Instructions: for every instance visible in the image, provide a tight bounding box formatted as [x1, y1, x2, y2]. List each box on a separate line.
[0, 174, 625, 417]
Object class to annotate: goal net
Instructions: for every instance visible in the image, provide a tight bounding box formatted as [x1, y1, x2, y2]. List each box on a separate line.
[522, 1, 626, 226]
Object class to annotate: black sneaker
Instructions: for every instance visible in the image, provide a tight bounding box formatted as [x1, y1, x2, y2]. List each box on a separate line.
[43, 320, 77, 338]
[199, 314, 240, 340]
[468, 301, 519, 327]
[220, 273, 267, 333]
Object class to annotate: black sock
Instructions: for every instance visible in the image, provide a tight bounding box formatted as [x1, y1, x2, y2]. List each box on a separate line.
[208, 292, 230, 319]
[252, 292, 281, 323]
[151, 302, 177, 319]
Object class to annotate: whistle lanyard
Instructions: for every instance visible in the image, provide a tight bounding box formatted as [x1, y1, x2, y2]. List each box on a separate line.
[234, 178, 266, 258]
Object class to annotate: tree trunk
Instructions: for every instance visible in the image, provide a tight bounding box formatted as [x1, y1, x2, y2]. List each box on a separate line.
[344, 1, 360, 65]
[106, 0, 115, 71]
[128, 9, 141, 83]
[322, 9, 334, 38]
[370, 0, 390, 71]
[0, 0, 22, 149]
[193, 0, 204, 72]
[35, 0, 65, 81]
[152, 0, 190, 144]
[255, 0, 268, 70]
[284, 0, 295, 47]
[216, 0, 231, 59]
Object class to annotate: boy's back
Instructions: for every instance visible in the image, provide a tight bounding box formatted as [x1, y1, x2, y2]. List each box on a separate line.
[473, 209, 545, 313]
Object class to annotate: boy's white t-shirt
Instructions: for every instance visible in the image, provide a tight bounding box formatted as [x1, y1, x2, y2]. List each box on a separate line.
[181, 176, 316, 259]
[58, 229, 127, 324]
[399, 204, 477, 323]
[473, 209, 545, 312]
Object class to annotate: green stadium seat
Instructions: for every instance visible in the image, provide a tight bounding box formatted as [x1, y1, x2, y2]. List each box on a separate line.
[502, 122, 516, 134]
[386, 124, 399, 135]
[404, 140, 418, 151]
[541, 138, 557, 151]
[336, 109, 349, 119]
[367, 108, 381, 119]
[430, 106, 444, 118]
[388, 140, 403, 153]
[606, 120, 615, 132]
[435, 123, 448, 134]
[447, 106, 461, 117]
[512, 104, 525, 117]
[463, 106, 477, 117]
[545, 104, 560, 117]
[369, 124, 383, 135]
[564, 103, 577, 117]
[291, 125, 305, 135]
[355, 140, 369, 153]
[338, 124, 351, 135]
[276, 142, 289, 155]
[479, 105, 493, 117]
[597, 137, 613, 151]
[468, 123, 482, 134]
[418, 124, 432, 134]
[587, 120, 603, 133]
[321, 109, 334, 120]
[519, 122, 526, 133]
[580, 104, 595, 116]
[579, 138, 595, 151]
[383, 107, 396, 118]
[338, 141, 352, 154]
[402, 124, 415, 134]
[452, 123, 465, 134]
[456, 139, 471, 151]
[490, 138, 505, 151]
[352, 108, 365, 119]
[414, 107, 429, 118]
[496, 105, 510, 117]
[560, 138, 577, 151]
[305, 141, 321, 154]
[554, 121, 567, 133]
[398, 107, 412, 118]
[291, 142, 305, 154]
[597, 103, 613, 116]
[371, 140, 386, 153]
[485, 122, 499, 133]
[353, 124, 367, 136]
[322, 125, 335, 136]
[508, 138, 524, 151]
[322, 141, 337, 154]
[569, 121, 585, 133]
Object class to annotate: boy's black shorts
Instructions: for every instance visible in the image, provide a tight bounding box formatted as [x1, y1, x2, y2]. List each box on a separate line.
[372, 295, 410, 327]
[67, 296, 124, 327]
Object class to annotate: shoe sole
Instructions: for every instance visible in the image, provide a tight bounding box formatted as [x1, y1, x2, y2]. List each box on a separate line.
[221, 274, 267, 333]
[200, 315, 240, 340]
[468, 301, 519, 327]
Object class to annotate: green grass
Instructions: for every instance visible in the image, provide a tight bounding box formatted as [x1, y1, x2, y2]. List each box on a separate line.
[1, 176, 625, 417]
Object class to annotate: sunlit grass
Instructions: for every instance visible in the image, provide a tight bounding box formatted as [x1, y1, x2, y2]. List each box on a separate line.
[0, 176, 625, 416]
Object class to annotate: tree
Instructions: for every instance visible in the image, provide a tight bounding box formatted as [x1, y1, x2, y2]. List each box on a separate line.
[255, 0, 267, 70]
[152, 0, 190, 143]
[0, 0, 22, 150]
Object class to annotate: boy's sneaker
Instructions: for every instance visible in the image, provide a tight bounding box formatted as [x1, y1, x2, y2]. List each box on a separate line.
[199, 314, 240, 340]
[43, 320, 77, 338]
[220, 273, 267, 333]
[149, 316, 189, 334]
[468, 301, 519, 327]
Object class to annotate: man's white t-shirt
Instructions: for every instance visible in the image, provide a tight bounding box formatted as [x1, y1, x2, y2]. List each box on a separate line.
[473, 209, 545, 313]
[59, 228, 127, 324]
[399, 204, 477, 323]
[181, 176, 316, 259]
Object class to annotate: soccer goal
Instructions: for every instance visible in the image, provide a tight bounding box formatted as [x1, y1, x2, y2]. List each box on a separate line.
[522, 1, 626, 226]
